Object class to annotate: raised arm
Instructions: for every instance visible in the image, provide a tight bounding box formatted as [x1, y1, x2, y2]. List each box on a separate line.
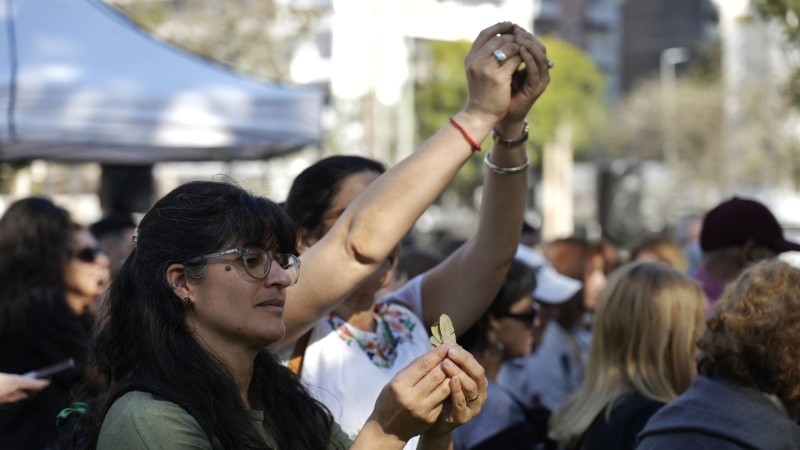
[275, 22, 525, 347]
[419, 27, 551, 332]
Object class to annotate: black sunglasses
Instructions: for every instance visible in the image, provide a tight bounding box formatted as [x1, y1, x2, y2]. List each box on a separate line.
[70, 246, 103, 263]
[496, 304, 538, 325]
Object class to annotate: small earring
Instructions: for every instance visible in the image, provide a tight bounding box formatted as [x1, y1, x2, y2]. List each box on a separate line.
[483, 335, 505, 361]
[183, 296, 192, 309]
[169, 283, 177, 289]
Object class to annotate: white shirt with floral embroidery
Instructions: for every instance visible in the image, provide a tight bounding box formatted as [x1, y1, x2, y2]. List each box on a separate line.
[299, 275, 430, 450]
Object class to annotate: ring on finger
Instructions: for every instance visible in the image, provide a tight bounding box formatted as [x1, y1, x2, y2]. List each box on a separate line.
[467, 394, 479, 402]
[492, 49, 508, 65]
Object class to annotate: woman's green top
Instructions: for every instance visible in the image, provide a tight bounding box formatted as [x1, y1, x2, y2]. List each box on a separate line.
[98, 391, 353, 449]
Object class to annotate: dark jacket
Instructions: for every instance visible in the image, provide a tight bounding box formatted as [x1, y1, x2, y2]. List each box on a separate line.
[454, 382, 554, 450]
[637, 375, 800, 450]
[576, 392, 664, 450]
[0, 291, 90, 450]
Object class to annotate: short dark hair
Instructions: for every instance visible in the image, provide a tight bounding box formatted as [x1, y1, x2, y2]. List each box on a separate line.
[285, 155, 385, 240]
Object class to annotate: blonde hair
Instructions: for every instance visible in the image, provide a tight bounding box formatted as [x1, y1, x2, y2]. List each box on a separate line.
[631, 234, 689, 273]
[549, 262, 705, 446]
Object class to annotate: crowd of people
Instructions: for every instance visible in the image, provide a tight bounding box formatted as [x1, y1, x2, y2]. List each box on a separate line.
[1, 20, 800, 450]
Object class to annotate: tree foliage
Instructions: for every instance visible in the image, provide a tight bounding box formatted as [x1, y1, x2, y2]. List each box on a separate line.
[106, 0, 325, 82]
[413, 36, 607, 155]
[753, 0, 800, 42]
[611, 68, 800, 193]
[413, 39, 479, 205]
[412, 36, 608, 203]
[753, 0, 800, 105]
[613, 78, 724, 178]
[531, 37, 608, 159]
[611, 39, 724, 166]
[414, 40, 472, 147]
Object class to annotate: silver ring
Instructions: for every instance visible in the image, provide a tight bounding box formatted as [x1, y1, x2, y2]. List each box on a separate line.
[492, 49, 507, 65]
[546, 59, 554, 69]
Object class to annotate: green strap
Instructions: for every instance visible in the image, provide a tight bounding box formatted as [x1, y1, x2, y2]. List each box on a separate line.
[56, 402, 88, 427]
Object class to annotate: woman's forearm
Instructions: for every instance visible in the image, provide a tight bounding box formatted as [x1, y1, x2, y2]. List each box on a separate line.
[276, 111, 495, 347]
[342, 110, 494, 264]
[420, 120, 529, 331]
[275, 21, 523, 348]
[350, 419, 409, 450]
[418, 24, 550, 332]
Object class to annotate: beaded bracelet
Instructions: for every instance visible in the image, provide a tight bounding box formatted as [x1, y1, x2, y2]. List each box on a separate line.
[449, 117, 482, 152]
[491, 121, 529, 148]
[483, 153, 530, 175]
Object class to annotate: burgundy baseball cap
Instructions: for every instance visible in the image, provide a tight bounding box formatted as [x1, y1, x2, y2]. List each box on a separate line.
[700, 197, 800, 253]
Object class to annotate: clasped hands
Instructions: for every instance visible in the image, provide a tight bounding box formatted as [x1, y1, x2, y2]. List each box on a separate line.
[365, 342, 487, 444]
[464, 22, 551, 128]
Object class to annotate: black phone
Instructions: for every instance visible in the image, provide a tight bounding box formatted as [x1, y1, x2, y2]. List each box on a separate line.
[23, 358, 76, 379]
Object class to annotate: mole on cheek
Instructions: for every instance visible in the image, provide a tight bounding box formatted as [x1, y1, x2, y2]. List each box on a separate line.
[225, 265, 232, 271]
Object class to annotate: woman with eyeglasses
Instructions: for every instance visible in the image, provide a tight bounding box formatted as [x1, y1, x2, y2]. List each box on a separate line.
[451, 258, 550, 450]
[0, 197, 109, 449]
[82, 22, 541, 449]
[72, 181, 486, 450]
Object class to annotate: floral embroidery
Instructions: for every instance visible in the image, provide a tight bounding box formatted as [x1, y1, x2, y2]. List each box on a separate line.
[327, 303, 418, 368]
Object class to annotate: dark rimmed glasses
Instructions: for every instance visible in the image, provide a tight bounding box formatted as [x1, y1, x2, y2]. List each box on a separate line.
[187, 246, 301, 286]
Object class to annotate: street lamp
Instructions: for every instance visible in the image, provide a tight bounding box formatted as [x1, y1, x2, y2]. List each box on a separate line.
[660, 47, 690, 169]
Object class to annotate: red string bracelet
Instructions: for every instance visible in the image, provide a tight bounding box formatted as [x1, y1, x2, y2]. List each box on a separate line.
[449, 117, 482, 152]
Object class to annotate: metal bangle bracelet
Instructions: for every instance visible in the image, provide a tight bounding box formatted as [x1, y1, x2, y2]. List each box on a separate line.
[483, 153, 530, 175]
[492, 121, 529, 147]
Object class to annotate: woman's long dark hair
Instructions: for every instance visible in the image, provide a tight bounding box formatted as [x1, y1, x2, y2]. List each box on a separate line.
[0, 197, 72, 334]
[80, 181, 336, 449]
[285, 155, 385, 240]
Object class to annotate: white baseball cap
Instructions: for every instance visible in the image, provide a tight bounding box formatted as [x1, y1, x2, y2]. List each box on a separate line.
[514, 244, 583, 305]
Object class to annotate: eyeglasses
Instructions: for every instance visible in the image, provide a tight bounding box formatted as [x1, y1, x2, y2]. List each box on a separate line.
[70, 246, 103, 263]
[496, 304, 539, 325]
[186, 246, 301, 286]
